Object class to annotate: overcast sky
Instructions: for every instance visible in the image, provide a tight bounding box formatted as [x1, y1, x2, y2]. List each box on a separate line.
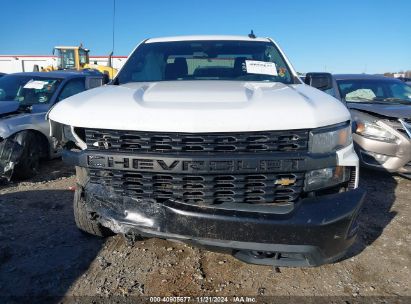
[1, 0, 410, 73]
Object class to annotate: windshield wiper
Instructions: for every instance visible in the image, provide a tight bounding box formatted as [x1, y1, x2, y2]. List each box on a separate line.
[373, 97, 411, 104]
[345, 97, 375, 102]
[346, 97, 411, 104]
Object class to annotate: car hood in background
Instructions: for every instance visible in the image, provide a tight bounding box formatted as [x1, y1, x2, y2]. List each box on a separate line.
[0, 100, 19, 117]
[347, 102, 411, 119]
[49, 81, 350, 132]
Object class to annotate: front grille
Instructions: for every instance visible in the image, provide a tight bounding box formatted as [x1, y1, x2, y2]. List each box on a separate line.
[89, 169, 304, 205]
[347, 167, 357, 190]
[85, 129, 309, 154]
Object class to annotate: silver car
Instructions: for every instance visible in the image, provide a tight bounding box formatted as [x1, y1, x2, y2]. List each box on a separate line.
[0, 71, 104, 180]
[305, 73, 411, 178]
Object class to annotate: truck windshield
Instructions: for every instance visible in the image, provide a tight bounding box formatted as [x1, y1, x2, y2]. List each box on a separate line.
[0, 75, 61, 105]
[338, 79, 411, 104]
[116, 40, 294, 84]
[56, 49, 76, 69]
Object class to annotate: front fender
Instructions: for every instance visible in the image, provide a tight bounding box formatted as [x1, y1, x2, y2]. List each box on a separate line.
[0, 113, 57, 158]
[0, 112, 49, 139]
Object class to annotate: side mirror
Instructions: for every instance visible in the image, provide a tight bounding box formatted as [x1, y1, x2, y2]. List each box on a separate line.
[86, 77, 105, 89]
[102, 73, 110, 85]
[304, 72, 333, 91]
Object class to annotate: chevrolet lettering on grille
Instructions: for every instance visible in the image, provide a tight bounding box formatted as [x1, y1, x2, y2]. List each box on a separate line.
[87, 155, 305, 173]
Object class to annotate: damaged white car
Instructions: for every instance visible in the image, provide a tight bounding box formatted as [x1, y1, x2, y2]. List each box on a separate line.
[0, 71, 105, 180]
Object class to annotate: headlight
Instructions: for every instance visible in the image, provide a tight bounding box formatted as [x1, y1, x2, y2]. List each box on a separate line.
[351, 111, 397, 143]
[304, 166, 351, 192]
[309, 122, 352, 153]
[62, 124, 87, 150]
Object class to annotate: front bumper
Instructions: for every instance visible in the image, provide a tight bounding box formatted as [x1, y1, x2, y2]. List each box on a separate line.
[84, 181, 365, 267]
[65, 143, 363, 267]
[353, 133, 411, 177]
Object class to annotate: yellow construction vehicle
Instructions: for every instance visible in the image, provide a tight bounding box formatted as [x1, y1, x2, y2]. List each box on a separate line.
[42, 45, 117, 79]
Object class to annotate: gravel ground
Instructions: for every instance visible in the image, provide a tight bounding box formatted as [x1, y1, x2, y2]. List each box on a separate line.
[0, 159, 410, 303]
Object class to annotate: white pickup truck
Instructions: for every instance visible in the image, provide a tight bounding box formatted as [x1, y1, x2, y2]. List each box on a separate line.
[49, 35, 365, 267]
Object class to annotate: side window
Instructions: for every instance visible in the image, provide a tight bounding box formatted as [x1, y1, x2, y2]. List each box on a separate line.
[390, 83, 411, 99]
[87, 77, 103, 89]
[323, 87, 336, 97]
[57, 78, 86, 102]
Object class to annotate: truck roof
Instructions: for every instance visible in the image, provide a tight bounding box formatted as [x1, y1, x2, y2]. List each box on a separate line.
[145, 35, 271, 43]
[6, 70, 102, 79]
[333, 74, 390, 81]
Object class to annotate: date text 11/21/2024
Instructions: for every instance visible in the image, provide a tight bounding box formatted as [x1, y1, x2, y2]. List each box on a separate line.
[149, 296, 257, 303]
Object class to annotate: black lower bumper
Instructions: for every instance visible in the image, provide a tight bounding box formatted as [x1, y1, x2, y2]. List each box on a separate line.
[84, 182, 365, 267]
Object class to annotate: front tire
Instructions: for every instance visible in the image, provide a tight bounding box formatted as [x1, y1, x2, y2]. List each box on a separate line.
[73, 166, 113, 237]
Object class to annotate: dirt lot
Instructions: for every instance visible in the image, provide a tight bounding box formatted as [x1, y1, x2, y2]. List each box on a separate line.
[0, 159, 410, 303]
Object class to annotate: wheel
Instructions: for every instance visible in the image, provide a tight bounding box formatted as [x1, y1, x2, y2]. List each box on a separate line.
[12, 131, 41, 180]
[73, 166, 114, 237]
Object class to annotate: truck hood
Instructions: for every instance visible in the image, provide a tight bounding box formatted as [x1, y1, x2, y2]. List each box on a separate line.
[49, 81, 350, 132]
[347, 102, 411, 119]
[0, 101, 19, 117]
